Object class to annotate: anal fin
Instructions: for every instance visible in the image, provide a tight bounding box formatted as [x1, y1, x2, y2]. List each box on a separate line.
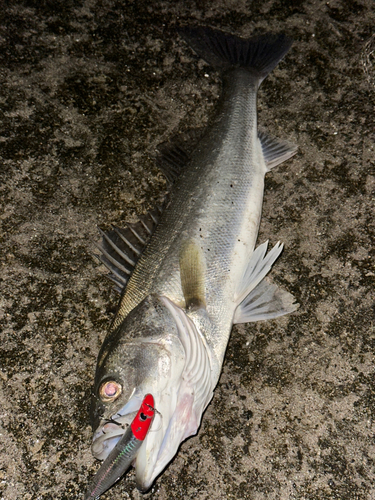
[233, 241, 298, 324]
[234, 278, 298, 324]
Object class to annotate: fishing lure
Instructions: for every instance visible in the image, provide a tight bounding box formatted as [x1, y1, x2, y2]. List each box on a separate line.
[84, 394, 155, 499]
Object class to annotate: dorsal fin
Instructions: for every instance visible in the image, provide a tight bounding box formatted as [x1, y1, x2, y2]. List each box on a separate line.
[258, 131, 298, 171]
[95, 133, 201, 292]
[94, 206, 163, 293]
[156, 143, 190, 184]
[179, 239, 206, 309]
[155, 128, 206, 184]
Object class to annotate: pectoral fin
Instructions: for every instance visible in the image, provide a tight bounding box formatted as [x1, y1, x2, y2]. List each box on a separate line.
[179, 240, 206, 309]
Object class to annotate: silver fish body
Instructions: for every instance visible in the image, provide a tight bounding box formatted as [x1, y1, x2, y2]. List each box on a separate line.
[115, 69, 266, 376]
[89, 27, 298, 492]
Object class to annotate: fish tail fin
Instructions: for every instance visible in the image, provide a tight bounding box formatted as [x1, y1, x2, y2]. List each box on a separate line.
[178, 26, 292, 84]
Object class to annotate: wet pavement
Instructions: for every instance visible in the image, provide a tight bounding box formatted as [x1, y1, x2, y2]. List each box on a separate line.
[1, 0, 374, 499]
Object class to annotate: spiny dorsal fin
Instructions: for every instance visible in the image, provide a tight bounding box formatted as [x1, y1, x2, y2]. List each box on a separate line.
[258, 130, 298, 171]
[179, 239, 206, 309]
[155, 129, 206, 184]
[156, 143, 190, 184]
[94, 206, 163, 294]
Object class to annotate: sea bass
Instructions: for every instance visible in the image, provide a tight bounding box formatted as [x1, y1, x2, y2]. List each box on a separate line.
[89, 26, 298, 493]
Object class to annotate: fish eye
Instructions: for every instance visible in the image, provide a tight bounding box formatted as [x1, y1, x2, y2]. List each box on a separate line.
[99, 380, 122, 402]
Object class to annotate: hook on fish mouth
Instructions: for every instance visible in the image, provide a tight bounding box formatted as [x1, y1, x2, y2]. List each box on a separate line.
[85, 394, 156, 500]
[102, 416, 128, 431]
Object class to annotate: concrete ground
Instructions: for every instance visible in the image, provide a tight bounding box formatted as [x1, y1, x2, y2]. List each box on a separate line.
[1, 0, 374, 499]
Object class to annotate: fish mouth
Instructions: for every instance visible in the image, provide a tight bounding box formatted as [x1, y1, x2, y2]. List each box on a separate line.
[92, 381, 211, 491]
[91, 413, 137, 460]
[92, 385, 213, 491]
[91, 388, 193, 491]
[91, 394, 141, 460]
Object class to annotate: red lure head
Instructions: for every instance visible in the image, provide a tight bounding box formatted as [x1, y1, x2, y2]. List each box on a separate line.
[130, 394, 155, 441]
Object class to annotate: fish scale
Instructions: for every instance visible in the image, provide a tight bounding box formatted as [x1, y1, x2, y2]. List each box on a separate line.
[115, 73, 261, 368]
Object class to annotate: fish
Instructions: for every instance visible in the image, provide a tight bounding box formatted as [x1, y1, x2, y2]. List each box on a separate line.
[88, 26, 298, 493]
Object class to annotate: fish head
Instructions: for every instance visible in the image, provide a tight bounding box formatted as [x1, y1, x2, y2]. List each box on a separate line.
[89, 294, 213, 491]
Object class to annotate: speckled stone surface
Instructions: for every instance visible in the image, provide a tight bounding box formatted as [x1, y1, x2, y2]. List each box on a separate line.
[1, 1, 374, 499]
